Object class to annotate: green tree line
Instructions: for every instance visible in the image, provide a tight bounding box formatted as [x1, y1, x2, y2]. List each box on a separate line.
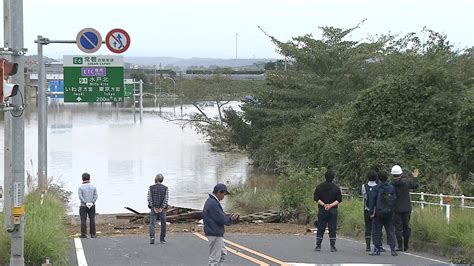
[223, 24, 474, 194]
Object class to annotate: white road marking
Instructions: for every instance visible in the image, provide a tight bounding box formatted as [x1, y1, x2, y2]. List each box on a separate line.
[74, 238, 88, 266]
[338, 236, 449, 264]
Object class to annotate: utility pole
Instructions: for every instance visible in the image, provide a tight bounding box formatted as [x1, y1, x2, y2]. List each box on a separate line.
[235, 33, 238, 67]
[4, 0, 26, 264]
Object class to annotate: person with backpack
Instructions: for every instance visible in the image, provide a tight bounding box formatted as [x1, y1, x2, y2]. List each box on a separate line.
[391, 165, 419, 251]
[361, 170, 378, 251]
[369, 171, 398, 256]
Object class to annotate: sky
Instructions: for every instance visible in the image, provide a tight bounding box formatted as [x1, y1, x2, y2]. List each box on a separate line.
[2, 0, 474, 59]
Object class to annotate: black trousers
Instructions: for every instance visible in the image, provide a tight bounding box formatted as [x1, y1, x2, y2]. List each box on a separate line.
[393, 211, 411, 239]
[79, 205, 96, 237]
[316, 208, 337, 240]
[372, 213, 396, 251]
[364, 210, 373, 238]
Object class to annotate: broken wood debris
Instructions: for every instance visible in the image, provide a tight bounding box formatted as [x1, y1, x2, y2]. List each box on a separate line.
[117, 206, 282, 224]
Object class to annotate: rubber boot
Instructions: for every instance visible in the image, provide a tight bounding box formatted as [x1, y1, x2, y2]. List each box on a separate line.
[314, 238, 322, 251]
[365, 237, 371, 252]
[396, 236, 403, 251]
[403, 236, 409, 251]
[330, 239, 337, 252]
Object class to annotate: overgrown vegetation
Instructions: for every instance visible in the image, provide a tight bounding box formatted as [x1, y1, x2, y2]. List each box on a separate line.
[227, 173, 280, 215]
[222, 23, 474, 194]
[0, 188, 70, 265]
[339, 199, 474, 263]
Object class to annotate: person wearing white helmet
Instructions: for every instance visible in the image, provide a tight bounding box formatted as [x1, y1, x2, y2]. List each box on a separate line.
[391, 164, 418, 252]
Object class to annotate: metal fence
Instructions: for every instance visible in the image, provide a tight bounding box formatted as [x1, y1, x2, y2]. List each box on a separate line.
[410, 192, 474, 223]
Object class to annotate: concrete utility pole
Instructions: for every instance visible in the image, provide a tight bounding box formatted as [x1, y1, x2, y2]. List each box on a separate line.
[4, 0, 26, 264]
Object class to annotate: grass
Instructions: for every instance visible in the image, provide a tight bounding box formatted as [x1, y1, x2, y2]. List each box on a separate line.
[227, 173, 281, 215]
[0, 190, 69, 265]
[337, 198, 366, 238]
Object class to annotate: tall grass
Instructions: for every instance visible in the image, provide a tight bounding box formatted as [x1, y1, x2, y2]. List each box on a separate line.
[0, 190, 69, 265]
[0, 212, 9, 265]
[337, 198, 365, 238]
[227, 173, 280, 215]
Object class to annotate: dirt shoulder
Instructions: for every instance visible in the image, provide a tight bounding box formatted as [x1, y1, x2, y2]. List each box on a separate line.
[67, 213, 310, 237]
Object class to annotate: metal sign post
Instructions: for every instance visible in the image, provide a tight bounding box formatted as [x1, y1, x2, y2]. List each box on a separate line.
[37, 35, 47, 190]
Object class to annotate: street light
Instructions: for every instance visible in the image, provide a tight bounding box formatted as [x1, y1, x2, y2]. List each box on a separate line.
[162, 76, 176, 112]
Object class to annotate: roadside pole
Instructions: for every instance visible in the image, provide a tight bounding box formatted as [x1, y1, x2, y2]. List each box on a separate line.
[139, 80, 143, 123]
[37, 35, 47, 190]
[4, 0, 26, 264]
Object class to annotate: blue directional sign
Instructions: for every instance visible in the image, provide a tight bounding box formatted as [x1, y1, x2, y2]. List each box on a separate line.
[76, 28, 102, 53]
[49, 80, 64, 99]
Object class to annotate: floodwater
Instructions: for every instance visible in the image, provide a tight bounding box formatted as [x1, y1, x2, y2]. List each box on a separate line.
[0, 100, 251, 214]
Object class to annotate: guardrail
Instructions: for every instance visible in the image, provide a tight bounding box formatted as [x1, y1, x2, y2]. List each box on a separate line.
[410, 192, 474, 209]
[410, 192, 474, 224]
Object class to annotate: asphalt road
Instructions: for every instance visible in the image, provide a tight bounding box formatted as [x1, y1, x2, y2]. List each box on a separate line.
[69, 233, 449, 266]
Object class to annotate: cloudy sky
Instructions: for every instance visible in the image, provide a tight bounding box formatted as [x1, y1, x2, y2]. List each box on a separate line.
[2, 0, 474, 59]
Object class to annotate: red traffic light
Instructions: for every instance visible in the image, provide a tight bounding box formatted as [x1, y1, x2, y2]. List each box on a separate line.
[0, 58, 19, 101]
[0, 58, 18, 76]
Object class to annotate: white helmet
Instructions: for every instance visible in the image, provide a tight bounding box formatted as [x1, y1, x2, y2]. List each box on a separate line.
[391, 165, 403, 175]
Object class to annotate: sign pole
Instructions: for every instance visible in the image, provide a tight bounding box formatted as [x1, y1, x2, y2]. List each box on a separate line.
[4, 0, 26, 264]
[139, 80, 143, 123]
[37, 35, 48, 190]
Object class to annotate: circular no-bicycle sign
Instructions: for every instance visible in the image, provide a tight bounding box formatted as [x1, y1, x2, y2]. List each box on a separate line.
[106, 28, 131, 54]
[76, 28, 102, 53]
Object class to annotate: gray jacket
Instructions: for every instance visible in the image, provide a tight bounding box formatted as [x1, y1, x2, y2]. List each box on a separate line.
[78, 183, 98, 207]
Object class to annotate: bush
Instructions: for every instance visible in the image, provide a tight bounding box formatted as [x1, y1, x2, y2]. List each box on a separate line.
[278, 168, 324, 218]
[0, 190, 69, 265]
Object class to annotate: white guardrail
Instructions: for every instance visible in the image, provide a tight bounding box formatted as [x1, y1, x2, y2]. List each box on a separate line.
[410, 192, 474, 223]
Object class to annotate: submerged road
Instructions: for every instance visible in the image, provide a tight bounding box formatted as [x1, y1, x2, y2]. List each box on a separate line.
[69, 233, 448, 265]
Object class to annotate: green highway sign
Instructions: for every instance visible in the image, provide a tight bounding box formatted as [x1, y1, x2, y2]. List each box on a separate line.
[124, 79, 134, 98]
[63, 55, 124, 102]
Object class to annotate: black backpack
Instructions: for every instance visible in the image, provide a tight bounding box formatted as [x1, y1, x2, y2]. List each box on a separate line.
[375, 186, 397, 216]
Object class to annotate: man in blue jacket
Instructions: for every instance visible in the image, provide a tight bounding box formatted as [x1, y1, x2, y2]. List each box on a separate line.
[203, 183, 238, 266]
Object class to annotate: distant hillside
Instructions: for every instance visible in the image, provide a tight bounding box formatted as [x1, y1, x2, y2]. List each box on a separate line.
[124, 57, 274, 69]
[25, 55, 276, 70]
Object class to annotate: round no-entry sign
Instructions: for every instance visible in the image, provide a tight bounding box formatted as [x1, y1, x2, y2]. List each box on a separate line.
[76, 28, 102, 53]
[106, 28, 131, 54]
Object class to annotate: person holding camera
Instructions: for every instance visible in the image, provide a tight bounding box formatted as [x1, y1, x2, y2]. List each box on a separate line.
[203, 183, 239, 266]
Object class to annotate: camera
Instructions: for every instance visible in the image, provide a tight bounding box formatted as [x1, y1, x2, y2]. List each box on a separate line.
[3, 83, 19, 100]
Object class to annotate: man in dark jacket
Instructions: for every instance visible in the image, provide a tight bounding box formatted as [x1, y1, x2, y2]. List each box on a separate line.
[147, 174, 169, 244]
[313, 170, 342, 252]
[369, 171, 398, 256]
[391, 165, 418, 251]
[203, 183, 238, 265]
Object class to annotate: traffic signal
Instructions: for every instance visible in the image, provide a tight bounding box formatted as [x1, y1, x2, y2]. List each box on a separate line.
[0, 58, 19, 101]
